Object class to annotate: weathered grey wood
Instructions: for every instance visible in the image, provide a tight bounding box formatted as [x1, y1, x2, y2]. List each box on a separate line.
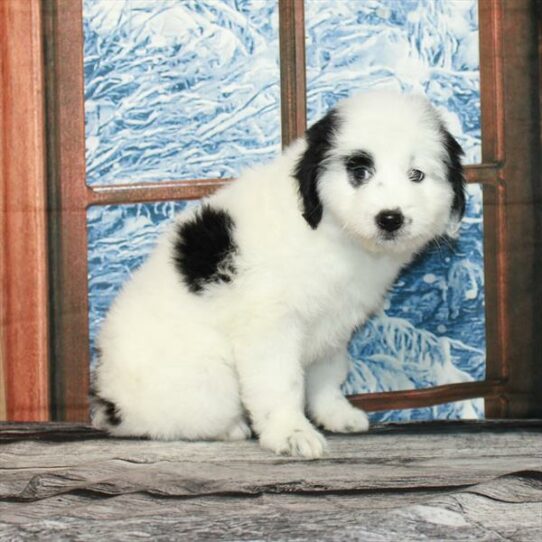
[0, 470, 540, 541]
[0, 422, 103, 442]
[1, 425, 541, 502]
[1, 422, 540, 540]
[1, 419, 541, 442]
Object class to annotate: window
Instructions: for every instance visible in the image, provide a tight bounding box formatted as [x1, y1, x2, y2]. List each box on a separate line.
[2, 0, 540, 421]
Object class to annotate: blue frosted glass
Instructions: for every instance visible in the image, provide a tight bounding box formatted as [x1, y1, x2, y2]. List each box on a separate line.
[83, 0, 280, 185]
[370, 399, 484, 423]
[305, 0, 481, 164]
[343, 184, 485, 420]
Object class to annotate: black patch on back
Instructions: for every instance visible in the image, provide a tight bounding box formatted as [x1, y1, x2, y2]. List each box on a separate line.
[344, 150, 375, 187]
[174, 205, 237, 293]
[294, 109, 341, 229]
[90, 390, 122, 426]
[441, 128, 466, 219]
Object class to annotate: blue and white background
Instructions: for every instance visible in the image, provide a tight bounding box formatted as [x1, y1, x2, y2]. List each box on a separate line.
[84, 0, 485, 422]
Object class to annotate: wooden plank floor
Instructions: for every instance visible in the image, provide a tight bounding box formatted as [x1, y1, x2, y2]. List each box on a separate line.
[1, 421, 541, 541]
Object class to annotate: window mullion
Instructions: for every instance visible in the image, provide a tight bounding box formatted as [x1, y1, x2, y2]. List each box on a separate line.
[279, 0, 307, 147]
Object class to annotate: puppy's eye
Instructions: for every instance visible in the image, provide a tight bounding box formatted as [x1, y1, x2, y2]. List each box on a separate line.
[344, 151, 375, 187]
[408, 169, 425, 183]
[351, 166, 373, 184]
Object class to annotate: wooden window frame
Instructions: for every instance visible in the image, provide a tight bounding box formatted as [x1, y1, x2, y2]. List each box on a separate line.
[6, 0, 535, 421]
[1, 0, 50, 421]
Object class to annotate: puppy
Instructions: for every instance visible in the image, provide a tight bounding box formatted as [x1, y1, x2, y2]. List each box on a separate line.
[92, 91, 465, 458]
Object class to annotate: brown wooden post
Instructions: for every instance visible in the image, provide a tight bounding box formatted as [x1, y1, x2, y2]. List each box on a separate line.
[44, 0, 90, 421]
[0, 0, 50, 421]
[279, 0, 307, 146]
[478, 0, 509, 417]
[496, 0, 542, 417]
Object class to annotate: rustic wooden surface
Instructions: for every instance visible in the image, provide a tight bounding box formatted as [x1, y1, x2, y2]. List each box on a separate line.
[0, 0, 50, 421]
[0, 421, 541, 540]
[1, 471, 540, 541]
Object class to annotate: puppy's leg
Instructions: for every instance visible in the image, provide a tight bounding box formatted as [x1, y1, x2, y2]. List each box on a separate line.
[93, 339, 248, 442]
[306, 350, 369, 433]
[235, 319, 326, 459]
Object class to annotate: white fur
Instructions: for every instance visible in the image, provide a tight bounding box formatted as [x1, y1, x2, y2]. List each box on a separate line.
[92, 92, 460, 458]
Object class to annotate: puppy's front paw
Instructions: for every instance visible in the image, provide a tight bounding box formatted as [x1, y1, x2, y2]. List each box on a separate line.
[314, 401, 370, 434]
[260, 419, 327, 459]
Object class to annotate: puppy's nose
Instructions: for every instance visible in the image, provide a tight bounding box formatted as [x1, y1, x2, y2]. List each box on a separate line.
[376, 209, 404, 232]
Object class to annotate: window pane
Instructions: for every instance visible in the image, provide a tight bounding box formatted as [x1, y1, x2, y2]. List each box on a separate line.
[370, 399, 484, 423]
[83, 0, 280, 185]
[87, 0, 485, 423]
[305, 0, 481, 164]
[87, 200, 197, 362]
[343, 184, 485, 420]
[305, 0, 484, 419]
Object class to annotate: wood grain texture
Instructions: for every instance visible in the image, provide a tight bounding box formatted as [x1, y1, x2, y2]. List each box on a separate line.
[0, 423, 540, 541]
[479, 0, 505, 164]
[348, 379, 506, 412]
[44, 0, 91, 422]
[1, 423, 540, 502]
[0, 0, 50, 421]
[498, 0, 542, 417]
[0, 324, 5, 421]
[2, 418, 540, 442]
[279, 0, 307, 146]
[477, 0, 542, 418]
[88, 179, 231, 205]
[477, 0, 508, 419]
[1, 472, 540, 542]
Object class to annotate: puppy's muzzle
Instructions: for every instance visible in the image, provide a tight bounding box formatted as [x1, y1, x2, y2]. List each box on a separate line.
[375, 209, 404, 233]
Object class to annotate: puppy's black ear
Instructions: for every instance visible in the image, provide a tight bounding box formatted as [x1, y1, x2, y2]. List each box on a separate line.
[442, 128, 466, 221]
[294, 110, 340, 229]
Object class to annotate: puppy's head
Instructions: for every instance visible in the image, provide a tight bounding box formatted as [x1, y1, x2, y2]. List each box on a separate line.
[295, 92, 466, 255]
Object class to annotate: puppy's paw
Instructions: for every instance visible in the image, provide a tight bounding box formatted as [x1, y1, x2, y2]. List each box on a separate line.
[260, 420, 327, 459]
[314, 401, 370, 434]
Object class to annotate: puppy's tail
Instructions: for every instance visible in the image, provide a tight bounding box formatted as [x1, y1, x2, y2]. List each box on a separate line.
[89, 388, 122, 431]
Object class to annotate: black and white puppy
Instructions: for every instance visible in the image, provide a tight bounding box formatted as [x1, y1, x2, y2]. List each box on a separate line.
[92, 91, 465, 458]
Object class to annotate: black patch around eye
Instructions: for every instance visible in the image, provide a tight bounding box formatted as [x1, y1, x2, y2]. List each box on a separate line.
[344, 151, 375, 187]
[408, 169, 425, 183]
[173, 205, 237, 294]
